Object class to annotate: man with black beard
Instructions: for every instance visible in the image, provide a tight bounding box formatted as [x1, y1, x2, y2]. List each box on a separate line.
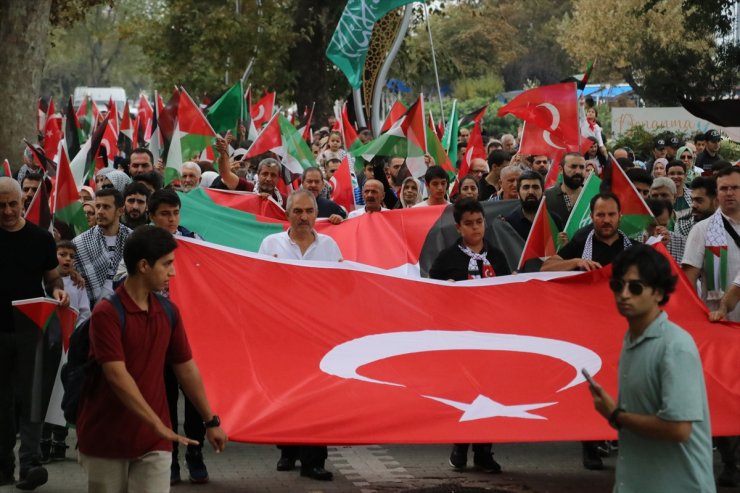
[121, 182, 150, 230]
[504, 171, 563, 241]
[689, 176, 718, 226]
[544, 153, 585, 223]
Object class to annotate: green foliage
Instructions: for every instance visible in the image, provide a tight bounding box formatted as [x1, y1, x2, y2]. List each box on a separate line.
[424, 97, 519, 140]
[51, 0, 113, 27]
[452, 74, 504, 100]
[610, 125, 740, 162]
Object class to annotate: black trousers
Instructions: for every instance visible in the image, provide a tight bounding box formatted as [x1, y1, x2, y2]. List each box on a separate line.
[164, 365, 205, 461]
[452, 443, 492, 455]
[278, 445, 328, 469]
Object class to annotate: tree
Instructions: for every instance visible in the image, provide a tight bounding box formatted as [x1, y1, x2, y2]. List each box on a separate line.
[558, 0, 740, 105]
[0, 0, 107, 168]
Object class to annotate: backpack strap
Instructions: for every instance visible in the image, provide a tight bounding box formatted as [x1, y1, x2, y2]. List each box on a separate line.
[154, 293, 177, 330]
[105, 293, 126, 334]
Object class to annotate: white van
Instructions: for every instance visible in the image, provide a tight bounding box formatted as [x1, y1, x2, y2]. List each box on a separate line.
[73, 86, 127, 116]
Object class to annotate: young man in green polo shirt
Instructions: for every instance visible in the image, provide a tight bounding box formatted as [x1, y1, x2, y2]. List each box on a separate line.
[588, 244, 715, 492]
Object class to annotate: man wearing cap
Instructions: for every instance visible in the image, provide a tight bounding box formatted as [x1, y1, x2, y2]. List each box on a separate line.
[665, 134, 682, 161]
[645, 138, 668, 175]
[695, 130, 723, 172]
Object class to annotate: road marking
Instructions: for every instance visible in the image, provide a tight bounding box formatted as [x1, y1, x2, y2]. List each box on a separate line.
[328, 445, 414, 491]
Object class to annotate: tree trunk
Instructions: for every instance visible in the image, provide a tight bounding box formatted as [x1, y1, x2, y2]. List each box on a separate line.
[0, 0, 53, 171]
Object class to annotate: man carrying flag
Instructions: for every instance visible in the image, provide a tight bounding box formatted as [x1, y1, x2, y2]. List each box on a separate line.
[504, 171, 564, 242]
[0, 177, 68, 490]
[544, 153, 587, 223]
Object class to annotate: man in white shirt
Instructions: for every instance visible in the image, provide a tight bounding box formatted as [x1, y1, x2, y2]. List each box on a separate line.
[257, 190, 340, 480]
[347, 179, 389, 219]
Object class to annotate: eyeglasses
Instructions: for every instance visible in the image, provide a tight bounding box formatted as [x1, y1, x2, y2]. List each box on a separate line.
[609, 279, 647, 295]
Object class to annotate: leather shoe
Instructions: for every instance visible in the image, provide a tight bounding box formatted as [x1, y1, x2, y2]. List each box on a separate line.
[300, 466, 333, 481]
[15, 466, 47, 491]
[582, 442, 603, 471]
[276, 456, 296, 471]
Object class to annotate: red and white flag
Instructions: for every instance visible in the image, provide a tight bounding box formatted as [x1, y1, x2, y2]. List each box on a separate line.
[330, 155, 356, 213]
[251, 91, 276, 131]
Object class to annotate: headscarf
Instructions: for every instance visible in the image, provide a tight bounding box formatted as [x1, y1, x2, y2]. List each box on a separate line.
[200, 171, 218, 188]
[651, 158, 669, 177]
[399, 176, 422, 208]
[105, 170, 131, 193]
[676, 146, 694, 160]
[95, 167, 114, 179]
[80, 185, 95, 200]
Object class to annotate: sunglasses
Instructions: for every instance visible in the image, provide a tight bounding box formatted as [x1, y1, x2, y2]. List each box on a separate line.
[609, 279, 648, 295]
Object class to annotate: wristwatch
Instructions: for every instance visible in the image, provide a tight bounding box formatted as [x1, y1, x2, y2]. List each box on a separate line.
[204, 415, 221, 428]
[608, 408, 624, 430]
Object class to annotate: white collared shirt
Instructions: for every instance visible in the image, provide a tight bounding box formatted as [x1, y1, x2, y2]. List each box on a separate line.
[347, 206, 389, 219]
[258, 230, 342, 261]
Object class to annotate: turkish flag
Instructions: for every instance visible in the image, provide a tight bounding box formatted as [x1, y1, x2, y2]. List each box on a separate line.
[42, 115, 63, 163]
[498, 83, 579, 150]
[329, 155, 356, 213]
[251, 91, 275, 131]
[170, 240, 740, 444]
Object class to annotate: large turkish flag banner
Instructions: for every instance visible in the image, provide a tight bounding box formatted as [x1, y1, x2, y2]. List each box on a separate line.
[170, 239, 740, 444]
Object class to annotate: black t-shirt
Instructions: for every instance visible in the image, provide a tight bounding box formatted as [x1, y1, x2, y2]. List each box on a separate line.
[478, 180, 497, 201]
[0, 221, 58, 333]
[317, 197, 347, 219]
[505, 206, 564, 241]
[695, 150, 722, 171]
[429, 239, 511, 281]
[557, 228, 626, 267]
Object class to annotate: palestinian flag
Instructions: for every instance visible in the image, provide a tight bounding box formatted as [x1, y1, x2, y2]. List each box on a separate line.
[704, 246, 729, 292]
[518, 198, 562, 269]
[158, 88, 181, 160]
[207, 82, 246, 137]
[562, 60, 594, 90]
[441, 100, 459, 167]
[608, 155, 653, 238]
[244, 113, 314, 175]
[299, 103, 315, 142]
[76, 96, 98, 141]
[426, 124, 455, 181]
[1, 159, 12, 178]
[165, 88, 217, 185]
[70, 112, 111, 189]
[64, 97, 83, 161]
[148, 91, 164, 161]
[24, 140, 56, 176]
[563, 173, 602, 239]
[53, 145, 89, 236]
[450, 105, 487, 196]
[351, 95, 427, 178]
[380, 99, 407, 133]
[118, 101, 134, 157]
[12, 299, 76, 422]
[179, 188, 523, 276]
[25, 182, 52, 232]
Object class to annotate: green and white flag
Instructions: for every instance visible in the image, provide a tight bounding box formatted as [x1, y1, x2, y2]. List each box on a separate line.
[441, 99, 459, 167]
[326, 0, 415, 88]
[563, 173, 602, 239]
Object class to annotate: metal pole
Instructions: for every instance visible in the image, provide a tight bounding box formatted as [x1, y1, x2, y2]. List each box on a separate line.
[353, 89, 367, 129]
[424, 3, 445, 126]
[371, 5, 413, 137]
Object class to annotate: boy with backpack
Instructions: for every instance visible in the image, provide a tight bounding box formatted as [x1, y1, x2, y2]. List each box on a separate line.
[74, 226, 226, 491]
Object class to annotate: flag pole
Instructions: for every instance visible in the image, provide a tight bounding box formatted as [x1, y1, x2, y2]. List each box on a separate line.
[371, 5, 413, 137]
[241, 58, 255, 86]
[423, 3, 445, 127]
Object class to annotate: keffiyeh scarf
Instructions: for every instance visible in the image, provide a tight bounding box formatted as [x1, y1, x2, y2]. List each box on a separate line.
[582, 229, 631, 261]
[458, 243, 495, 279]
[73, 225, 132, 304]
[704, 210, 729, 300]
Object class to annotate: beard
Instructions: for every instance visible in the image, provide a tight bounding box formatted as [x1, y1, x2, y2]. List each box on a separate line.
[537, 167, 548, 177]
[563, 173, 584, 189]
[521, 197, 540, 213]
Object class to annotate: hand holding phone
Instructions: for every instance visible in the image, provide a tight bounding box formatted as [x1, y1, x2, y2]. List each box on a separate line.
[582, 368, 597, 388]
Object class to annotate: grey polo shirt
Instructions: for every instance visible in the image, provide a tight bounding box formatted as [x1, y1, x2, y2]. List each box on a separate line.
[614, 312, 715, 493]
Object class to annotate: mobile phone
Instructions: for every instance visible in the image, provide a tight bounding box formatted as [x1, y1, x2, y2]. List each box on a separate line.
[581, 368, 597, 387]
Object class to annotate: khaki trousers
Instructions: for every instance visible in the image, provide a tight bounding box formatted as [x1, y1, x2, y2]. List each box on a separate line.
[79, 450, 170, 493]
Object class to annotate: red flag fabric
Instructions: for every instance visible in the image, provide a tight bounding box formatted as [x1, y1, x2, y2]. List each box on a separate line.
[202, 188, 286, 221]
[381, 100, 407, 134]
[100, 120, 119, 164]
[301, 103, 314, 142]
[170, 239, 740, 444]
[1, 159, 11, 178]
[244, 113, 281, 158]
[251, 91, 275, 131]
[517, 198, 561, 269]
[329, 155, 356, 213]
[498, 83, 579, 150]
[339, 103, 358, 149]
[42, 113, 63, 164]
[25, 182, 52, 231]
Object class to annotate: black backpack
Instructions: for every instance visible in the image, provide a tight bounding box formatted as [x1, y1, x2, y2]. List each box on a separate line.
[60, 292, 176, 425]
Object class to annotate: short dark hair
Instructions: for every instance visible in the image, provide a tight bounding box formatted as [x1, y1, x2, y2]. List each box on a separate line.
[22, 171, 44, 184]
[123, 225, 178, 276]
[488, 149, 510, 168]
[559, 152, 583, 168]
[690, 176, 717, 198]
[148, 188, 181, 215]
[616, 157, 634, 171]
[589, 191, 621, 213]
[715, 165, 740, 180]
[517, 170, 544, 191]
[325, 158, 342, 167]
[130, 147, 154, 164]
[302, 166, 323, 181]
[611, 244, 677, 305]
[665, 159, 685, 173]
[712, 160, 732, 173]
[626, 168, 653, 188]
[56, 239, 76, 251]
[133, 171, 163, 191]
[96, 187, 124, 208]
[123, 182, 152, 200]
[693, 133, 706, 143]
[424, 165, 448, 185]
[645, 197, 673, 217]
[453, 197, 484, 224]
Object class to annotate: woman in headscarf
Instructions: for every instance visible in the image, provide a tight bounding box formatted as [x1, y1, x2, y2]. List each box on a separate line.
[99, 169, 131, 193]
[394, 176, 422, 208]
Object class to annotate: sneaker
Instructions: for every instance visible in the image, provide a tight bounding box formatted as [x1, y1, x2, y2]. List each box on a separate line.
[718, 462, 740, 487]
[50, 442, 68, 462]
[15, 466, 47, 491]
[39, 440, 52, 465]
[170, 462, 181, 485]
[473, 453, 502, 473]
[449, 445, 467, 470]
[185, 450, 209, 484]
